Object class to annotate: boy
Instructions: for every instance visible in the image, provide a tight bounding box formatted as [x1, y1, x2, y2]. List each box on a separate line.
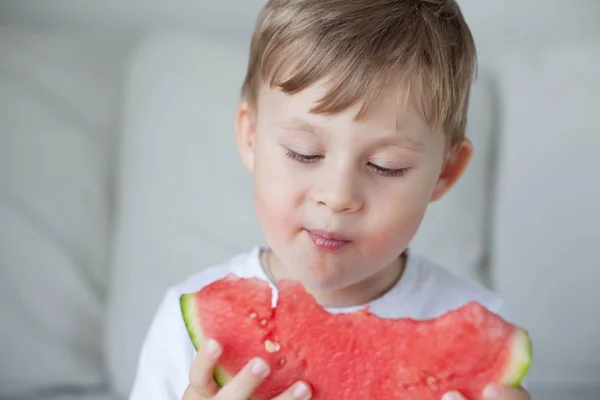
[130, 1, 531, 399]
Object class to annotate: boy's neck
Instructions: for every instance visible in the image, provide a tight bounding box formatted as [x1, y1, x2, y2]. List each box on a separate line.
[261, 249, 406, 309]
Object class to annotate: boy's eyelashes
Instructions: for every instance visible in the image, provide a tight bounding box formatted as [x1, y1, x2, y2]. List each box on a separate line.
[285, 148, 321, 163]
[369, 163, 408, 177]
[284, 148, 409, 178]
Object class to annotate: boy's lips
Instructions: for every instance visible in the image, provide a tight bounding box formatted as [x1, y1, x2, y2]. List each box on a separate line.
[305, 229, 351, 251]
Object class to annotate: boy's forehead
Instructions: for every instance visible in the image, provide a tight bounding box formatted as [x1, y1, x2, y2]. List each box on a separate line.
[257, 79, 431, 133]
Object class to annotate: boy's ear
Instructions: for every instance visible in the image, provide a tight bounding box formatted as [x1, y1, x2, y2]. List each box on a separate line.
[430, 138, 473, 202]
[235, 99, 256, 172]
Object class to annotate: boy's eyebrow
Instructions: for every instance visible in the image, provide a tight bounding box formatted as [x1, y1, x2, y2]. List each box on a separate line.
[278, 117, 323, 135]
[374, 133, 424, 152]
[277, 116, 424, 151]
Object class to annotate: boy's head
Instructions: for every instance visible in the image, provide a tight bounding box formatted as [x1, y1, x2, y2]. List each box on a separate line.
[235, 0, 477, 302]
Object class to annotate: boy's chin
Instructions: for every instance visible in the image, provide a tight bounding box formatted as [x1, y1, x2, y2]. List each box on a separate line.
[272, 245, 373, 290]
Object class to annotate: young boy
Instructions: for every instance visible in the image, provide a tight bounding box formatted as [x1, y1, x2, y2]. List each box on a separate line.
[130, 1, 531, 399]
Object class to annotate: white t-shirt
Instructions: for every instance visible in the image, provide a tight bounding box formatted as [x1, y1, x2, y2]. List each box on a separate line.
[129, 247, 509, 399]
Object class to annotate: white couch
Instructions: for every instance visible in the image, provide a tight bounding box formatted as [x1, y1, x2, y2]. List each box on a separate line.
[1, 27, 599, 400]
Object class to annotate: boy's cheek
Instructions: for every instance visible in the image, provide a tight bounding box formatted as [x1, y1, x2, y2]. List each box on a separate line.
[361, 213, 421, 257]
[253, 177, 303, 243]
[360, 184, 433, 252]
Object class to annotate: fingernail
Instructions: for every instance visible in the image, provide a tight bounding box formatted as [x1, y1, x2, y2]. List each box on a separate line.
[204, 339, 221, 358]
[250, 358, 270, 378]
[442, 392, 462, 400]
[291, 382, 311, 399]
[483, 384, 501, 399]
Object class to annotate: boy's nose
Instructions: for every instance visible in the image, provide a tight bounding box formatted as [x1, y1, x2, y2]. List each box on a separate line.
[311, 175, 363, 214]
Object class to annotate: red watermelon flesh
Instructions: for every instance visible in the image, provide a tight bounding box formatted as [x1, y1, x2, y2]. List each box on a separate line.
[180, 274, 531, 400]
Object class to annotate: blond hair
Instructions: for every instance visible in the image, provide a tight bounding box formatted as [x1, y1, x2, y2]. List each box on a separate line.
[242, 0, 477, 146]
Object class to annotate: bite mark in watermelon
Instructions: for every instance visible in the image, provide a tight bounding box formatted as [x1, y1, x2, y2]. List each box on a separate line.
[180, 274, 531, 400]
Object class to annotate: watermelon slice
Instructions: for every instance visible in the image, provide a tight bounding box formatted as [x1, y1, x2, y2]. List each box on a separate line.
[180, 274, 531, 400]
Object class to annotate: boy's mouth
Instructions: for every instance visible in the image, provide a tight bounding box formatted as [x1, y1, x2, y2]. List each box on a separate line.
[305, 229, 351, 251]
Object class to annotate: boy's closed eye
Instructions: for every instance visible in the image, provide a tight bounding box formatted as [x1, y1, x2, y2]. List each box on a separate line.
[368, 163, 409, 177]
[285, 148, 322, 163]
[284, 148, 410, 177]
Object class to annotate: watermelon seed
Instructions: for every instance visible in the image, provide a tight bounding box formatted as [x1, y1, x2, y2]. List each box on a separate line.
[259, 319, 268, 327]
[438, 371, 451, 379]
[426, 376, 438, 391]
[249, 312, 258, 319]
[265, 340, 281, 353]
[278, 358, 287, 368]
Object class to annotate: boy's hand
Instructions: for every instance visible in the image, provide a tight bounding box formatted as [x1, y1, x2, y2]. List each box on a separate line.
[183, 339, 312, 400]
[442, 384, 531, 400]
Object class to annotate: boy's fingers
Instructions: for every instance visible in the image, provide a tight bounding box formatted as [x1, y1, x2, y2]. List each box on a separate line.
[183, 384, 211, 400]
[187, 339, 222, 398]
[214, 357, 270, 400]
[184, 340, 312, 400]
[483, 384, 531, 400]
[272, 381, 312, 400]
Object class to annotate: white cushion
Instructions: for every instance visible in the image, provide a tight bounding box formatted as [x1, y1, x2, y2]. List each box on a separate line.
[0, 27, 115, 396]
[410, 72, 497, 283]
[490, 37, 600, 388]
[104, 32, 264, 398]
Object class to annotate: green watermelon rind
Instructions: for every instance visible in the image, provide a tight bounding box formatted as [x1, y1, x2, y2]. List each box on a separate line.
[180, 294, 232, 387]
[500, 329, 533, 388]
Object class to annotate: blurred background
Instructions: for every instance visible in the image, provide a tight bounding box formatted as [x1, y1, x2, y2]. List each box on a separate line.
[0, 1, 599, 399]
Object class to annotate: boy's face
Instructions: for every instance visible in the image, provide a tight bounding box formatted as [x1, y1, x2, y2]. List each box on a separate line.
[236, 79, 471, 295]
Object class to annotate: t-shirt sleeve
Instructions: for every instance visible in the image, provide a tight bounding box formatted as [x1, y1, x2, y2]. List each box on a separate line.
[129, 288, 194, 400]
